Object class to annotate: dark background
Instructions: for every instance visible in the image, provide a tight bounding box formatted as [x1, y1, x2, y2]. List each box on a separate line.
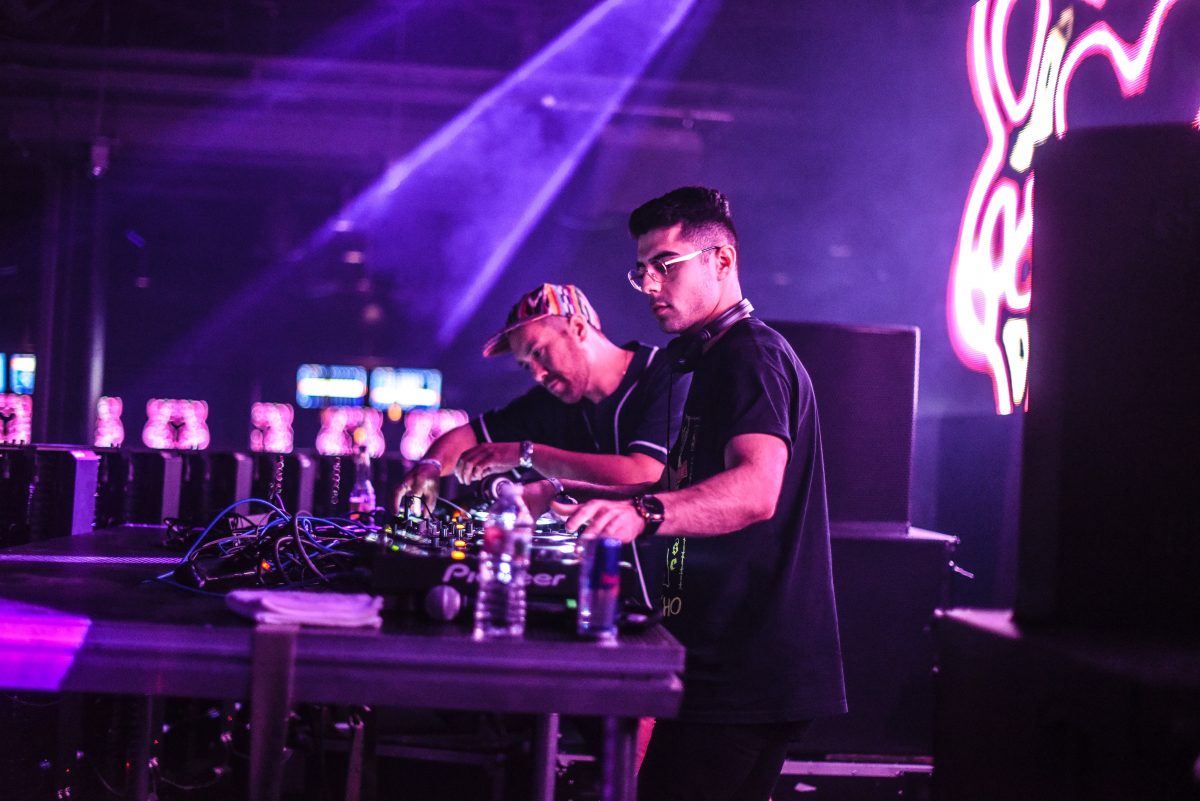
[2, 0, 1198, 607]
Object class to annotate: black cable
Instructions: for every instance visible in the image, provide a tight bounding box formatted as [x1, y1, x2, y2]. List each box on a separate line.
[291, 513, 328, 583]
[81, 753, 127, 798]
[666, 373, 677, 491]
[157, 494, 389, 593]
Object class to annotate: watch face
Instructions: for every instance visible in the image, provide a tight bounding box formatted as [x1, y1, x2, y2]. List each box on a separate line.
[640, 494, 665, 521]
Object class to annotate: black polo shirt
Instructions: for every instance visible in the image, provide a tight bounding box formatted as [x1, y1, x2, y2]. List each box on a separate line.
[469, 342, 687, 464]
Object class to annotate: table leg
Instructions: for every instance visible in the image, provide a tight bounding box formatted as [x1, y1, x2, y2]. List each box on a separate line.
[249, 624, 298, 801]
[532, 712, 559, 801]
[129, 695, 157, 801]
[601, 716, 636, 801]
[360, 706, 378, 801]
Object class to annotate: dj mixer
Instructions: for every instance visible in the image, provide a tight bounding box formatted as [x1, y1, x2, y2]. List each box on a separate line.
[369, 500, 654, 624]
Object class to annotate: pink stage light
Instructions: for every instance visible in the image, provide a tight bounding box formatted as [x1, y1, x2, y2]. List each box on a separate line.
[250, 402, 295, 454]
[94, 396, 125, 448]
[948, 0, 1182, 414]
[315, 407, 385, 458]
[0, 394, 32, 444]
[143, 399, 211, 450]
[399, 408, 469, 461]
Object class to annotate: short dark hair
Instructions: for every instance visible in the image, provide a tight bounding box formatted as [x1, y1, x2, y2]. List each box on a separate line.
[628, 186, 739, 249]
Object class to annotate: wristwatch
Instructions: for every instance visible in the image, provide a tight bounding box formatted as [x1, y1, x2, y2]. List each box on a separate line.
[632, 494, 665, 539]
[518, 440, 535, 470]
[547, 474, 578, 506]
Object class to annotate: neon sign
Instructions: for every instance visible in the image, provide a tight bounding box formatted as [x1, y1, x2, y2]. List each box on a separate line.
[368, 367, 442, 411]
[8, 354, 35, 395]
[296, 364, 368, 409]
[948, 0, 1188, 413]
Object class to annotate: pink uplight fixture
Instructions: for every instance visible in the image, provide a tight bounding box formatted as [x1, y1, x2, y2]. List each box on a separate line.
[315, 407, 385, 458]
[250, 403, 295, 454]
[94, 396, 125, 448]
[399, 409, 469, 461]
[0, 394, 33, 444]
[143, 399, 211, 450]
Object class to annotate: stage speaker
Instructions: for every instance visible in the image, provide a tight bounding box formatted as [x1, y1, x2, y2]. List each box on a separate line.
[250, 452, 316, 515]
[0, 445, 99, 542]
[178, 451, 253, 521]
[775, 760, 931, 800]
[95, 448, 135, 528]
[796, 527, 957, 758]
[127, 451, 183, 524]
[1017, 124, 1200, 634]
[767, 321, 919, 533]
[30, 446, 100, 539]
[934, 611, 1200, 801]
[311, 452, 355, 517]
[0, 445, 36, 546]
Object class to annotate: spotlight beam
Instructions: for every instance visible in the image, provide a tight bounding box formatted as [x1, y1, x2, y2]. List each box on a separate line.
[357, 0, 701, 347]
[129, 0, 699, 401]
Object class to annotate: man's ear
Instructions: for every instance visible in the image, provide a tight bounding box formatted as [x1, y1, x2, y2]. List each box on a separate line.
[566, 314, 589, 341]
[714, 244, 737, 280]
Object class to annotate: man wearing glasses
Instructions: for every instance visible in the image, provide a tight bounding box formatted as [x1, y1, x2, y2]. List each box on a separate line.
[397, 283, 687, 512]
[552, 187, 847, 801]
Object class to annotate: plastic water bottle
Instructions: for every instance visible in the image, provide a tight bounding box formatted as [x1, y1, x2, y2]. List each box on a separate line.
[473, 480, 533, 640]
[348, 446, 376, 514]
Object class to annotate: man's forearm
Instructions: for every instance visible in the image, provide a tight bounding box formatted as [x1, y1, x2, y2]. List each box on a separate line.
[558, 478, 658, 502]
[650, 433, 787, 537]
[533, 445, 662, 485]
[424, 424, 480, 474]
[651, 469, 773, 537]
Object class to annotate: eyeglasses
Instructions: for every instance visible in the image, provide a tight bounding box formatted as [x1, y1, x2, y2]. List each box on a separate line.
[627, 245, 721, 292]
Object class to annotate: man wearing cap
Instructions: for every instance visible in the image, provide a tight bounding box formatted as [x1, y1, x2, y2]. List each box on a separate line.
[397, 283, 687, 512]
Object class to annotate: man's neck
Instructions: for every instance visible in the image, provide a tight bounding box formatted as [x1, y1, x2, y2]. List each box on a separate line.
[585, 340, 635, 403]
[685, 292, 746, 340]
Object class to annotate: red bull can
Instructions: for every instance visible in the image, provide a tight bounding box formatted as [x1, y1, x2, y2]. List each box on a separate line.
[577, 536, 621, 643]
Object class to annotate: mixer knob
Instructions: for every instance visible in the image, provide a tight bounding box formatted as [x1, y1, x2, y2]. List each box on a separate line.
[423, 585, 463, 621]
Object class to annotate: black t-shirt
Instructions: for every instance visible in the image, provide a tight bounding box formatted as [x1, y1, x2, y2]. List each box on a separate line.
[470, 343, 688, 464]
[657, 317, 847, 724]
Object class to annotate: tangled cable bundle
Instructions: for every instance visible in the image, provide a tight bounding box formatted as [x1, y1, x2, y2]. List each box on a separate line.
[158, 498, 383, 594]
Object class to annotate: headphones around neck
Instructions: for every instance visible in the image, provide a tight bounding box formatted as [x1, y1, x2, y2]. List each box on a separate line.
[669, 298, 755, 373]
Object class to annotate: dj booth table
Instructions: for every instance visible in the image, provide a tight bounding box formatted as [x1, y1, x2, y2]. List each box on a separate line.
[0, 526, 684, 801]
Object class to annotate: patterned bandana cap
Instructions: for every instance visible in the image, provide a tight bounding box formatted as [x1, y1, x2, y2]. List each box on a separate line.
[482, 283, 602, 357]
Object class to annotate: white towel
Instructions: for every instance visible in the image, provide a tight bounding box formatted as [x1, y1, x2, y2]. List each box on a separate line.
[226, 589, 383, 628]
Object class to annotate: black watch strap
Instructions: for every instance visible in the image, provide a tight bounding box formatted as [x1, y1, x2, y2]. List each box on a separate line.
[632, 494, 664, 539]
